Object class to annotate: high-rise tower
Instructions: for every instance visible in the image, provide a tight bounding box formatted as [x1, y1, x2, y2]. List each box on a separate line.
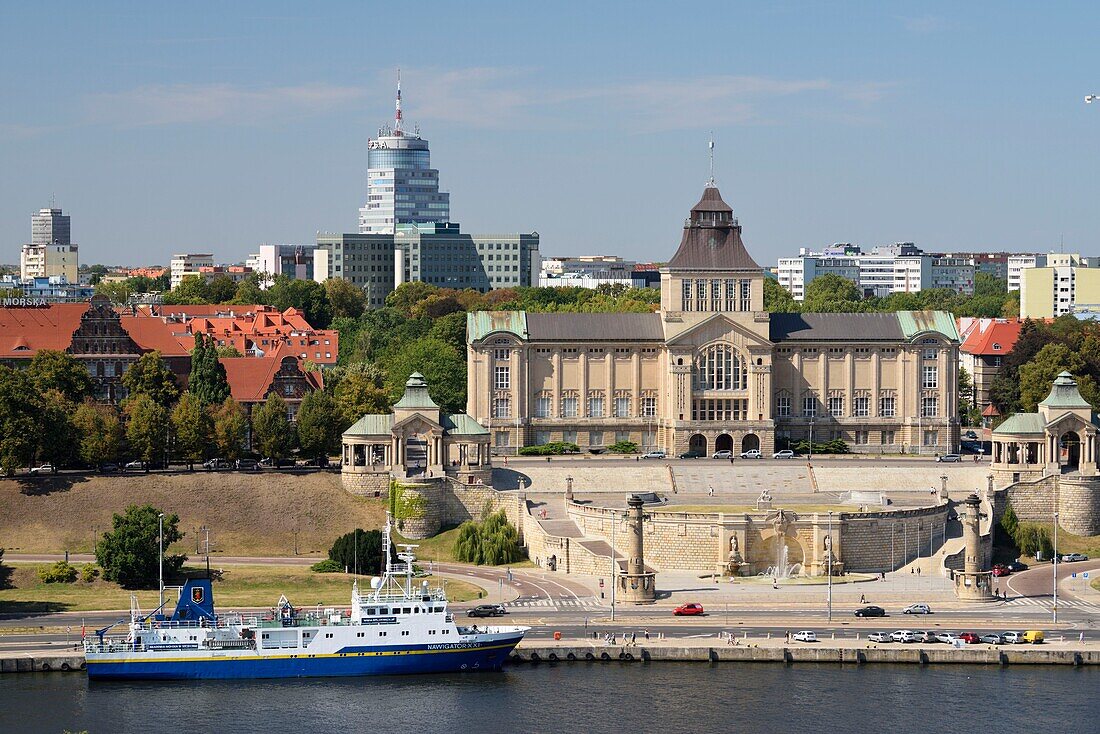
[358, 74, 450, 234]
[22, 207, 78, 281]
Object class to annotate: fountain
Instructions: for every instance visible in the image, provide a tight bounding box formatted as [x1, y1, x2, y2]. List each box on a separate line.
[761, 542, 801, 579]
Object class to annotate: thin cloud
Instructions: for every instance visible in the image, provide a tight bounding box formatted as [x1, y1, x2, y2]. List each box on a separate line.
[84, 83, 365, 126]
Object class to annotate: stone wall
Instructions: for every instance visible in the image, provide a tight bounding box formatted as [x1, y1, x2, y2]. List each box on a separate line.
[836, 505, 952, 573]
[525, 523, 609, 576]
[1005, 476, 1056, 523]
[1058, 476, 1100, 536]
[341, 472, 391, 498]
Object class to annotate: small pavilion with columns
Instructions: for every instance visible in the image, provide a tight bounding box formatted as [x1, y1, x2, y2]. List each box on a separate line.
[991, 371, 1099, 483]
[341, 372, 492, 489]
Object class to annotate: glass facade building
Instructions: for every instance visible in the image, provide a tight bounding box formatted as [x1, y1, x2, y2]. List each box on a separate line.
[358, 132, 450, 235]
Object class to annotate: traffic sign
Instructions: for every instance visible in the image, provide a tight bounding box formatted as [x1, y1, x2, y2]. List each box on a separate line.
[1085, 572, 1091, 579]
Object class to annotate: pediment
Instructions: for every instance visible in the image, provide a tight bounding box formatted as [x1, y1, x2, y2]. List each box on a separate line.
[664, 312, 772, 350]
[1044, 411, 1096, 433]
[392, 412, 443, 434]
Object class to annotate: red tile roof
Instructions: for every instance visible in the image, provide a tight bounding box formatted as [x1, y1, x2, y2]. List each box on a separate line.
[958, 318, 1025, 356]
[0, 304, 88, 358]
[219, 346, 323, 403]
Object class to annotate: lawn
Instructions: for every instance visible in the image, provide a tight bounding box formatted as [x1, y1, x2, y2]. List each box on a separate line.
[662, 504, 884, 515]
[0, 563, 484, 614]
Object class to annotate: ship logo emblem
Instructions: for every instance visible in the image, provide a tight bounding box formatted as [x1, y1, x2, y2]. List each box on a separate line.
[192, 587, 205, 604]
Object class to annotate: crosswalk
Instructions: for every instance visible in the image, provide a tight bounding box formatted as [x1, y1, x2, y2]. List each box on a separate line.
[504, 596, 605, 611]
[1005, 597, 1100, 614]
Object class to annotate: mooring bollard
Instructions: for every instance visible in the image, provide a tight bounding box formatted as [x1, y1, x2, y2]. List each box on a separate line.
[767, 632, 771, 639]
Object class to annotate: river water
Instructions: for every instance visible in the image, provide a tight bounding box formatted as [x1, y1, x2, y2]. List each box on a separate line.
[2, 664, 1096, 734]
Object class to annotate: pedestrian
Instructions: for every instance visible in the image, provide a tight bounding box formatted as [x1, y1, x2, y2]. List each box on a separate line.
[709, 485, 715, 497]
[910, 567, 915, 575]
[644, 628, 650, 641]
[859, 593, 866, 604]
[729, 456, 734, 465]
[773, 578, 779, 590]
[727, 632, 734, 646]
[881, 571, 886, 581]
[631, 632, 637, 646]
[916, 567, 921, 576]
[785, 630, 790, 643]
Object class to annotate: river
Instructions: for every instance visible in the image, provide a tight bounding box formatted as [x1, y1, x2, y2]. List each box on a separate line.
[2, 664, 1096, 733]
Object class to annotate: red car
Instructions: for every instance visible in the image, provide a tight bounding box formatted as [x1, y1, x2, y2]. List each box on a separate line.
[992, 565, 1010, 577]
[673, 603, 705, 616]
[959, 632, 981, 644]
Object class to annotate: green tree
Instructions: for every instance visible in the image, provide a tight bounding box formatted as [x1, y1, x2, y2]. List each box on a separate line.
[1018, 343, 1094, 412]
[763, 277, 799, 313]
[96, 505, 186, 589]
[324, 278, 367, 320]
[251, 393, 295, 460]
[37, 389, 78, 467]
[384, 337, 466, 412]
[212, 397, 248, 460]
[334, 364, 393, 425]
[1000, 503, 1019, 544]
[267, 276, 332, 328]
[453, 510, 525, 566]
[122, 351, 180, 407]
[0, 366, 38, 474]
[171, 392, 212, 469]
[73, 400, 122, 468]
[232, 273, 265, 305]
[26, 350, 93, 402]
[385, 281, 440, 317]
[94, 280, 133, 305]
[125, 394, 167, 465]
[958, 366, 976, 426]
[206, 275, 238, 304]
[188, 333, 230, 406]
[802, 274, 863, 312]
[296, 390, 341, 461]
[428, 311, 468, 353]
[163, 275, 210, 305]
[327, 529, 387, 575]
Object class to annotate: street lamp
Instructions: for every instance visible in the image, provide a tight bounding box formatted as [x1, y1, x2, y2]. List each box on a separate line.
[1053, 511, 1059, 623]
[827, 511, 833, 622]
[610, 510, 624, 621]
[808, 416, 815, 462]
[158, 513, 166, 611]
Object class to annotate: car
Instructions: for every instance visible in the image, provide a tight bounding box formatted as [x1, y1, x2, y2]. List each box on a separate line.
[854, 605, 887, 618]
[1061, 553, 1089, 563]
[98, 462, 120, 473]
[914, 631, 939, 643]
[890, 630, 917, 643]
[466, 605, 503, 618]
[772, 450, 796, 459]
[902, 603, 931, 615]
[992, 564, 1011, 577]
[1005, 561, 1029, 573]
[641, 451, 667, 459]
[1001, 631, 1024, 644]
[124, 460, 145, 471]
[980, 634, 1004, 645]
[936, 454, 962, 463]
[740, 449, 762, 459]
[28, 463, 57, 475]
[1022, 630, 1045, 644]
[712, 450, 733, 460]
[679, 450, 705, 459]
[236, 458, 259, 471]
[936, 632, 961, 645]
[960, 441, 983, 454]
[963, 430, 979, 440]
[491, 603, 507, 615]
[791, 631, 817, 642]
[959, 632, 981, 644]
[867, 632, 891, 643]
[673, 603, 705, 616]
[203, 458, 232, 471]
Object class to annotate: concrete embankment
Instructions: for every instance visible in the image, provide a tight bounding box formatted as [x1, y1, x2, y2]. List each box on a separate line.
[1, 653, 85, 674]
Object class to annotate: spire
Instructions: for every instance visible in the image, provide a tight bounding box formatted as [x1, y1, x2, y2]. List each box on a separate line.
[707, 135, 716, 188]
[394, 68, 403, 135]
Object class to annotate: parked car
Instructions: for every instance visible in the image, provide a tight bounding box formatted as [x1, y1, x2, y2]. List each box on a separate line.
[1001, 631, 1024, 644]
[935, 632, 961, 645]
[959, 632, 981, 644]
[890, 630, 917, 643]
[673, 603, 705, 616]
[791, 631, 817, 642]
[679, 450, 705, 459]
[854, 605, 887, 618]
[98, 462, 120, 473]
[236, 458, 259, 471]
[936, 454, 962, 463]
[203, 458, 232, 471]
[963, 430, 979, 440]
[1061, 553, 1089, 563]
[467, 605, 504, 618]
[902, 603, 931, 615]
[980, 634, 1004, 645]
[259, 457, 294, 468]
[772, 450, 796, 459]
[1005, 561, 1029, 573]
[28, 463, 56, 475]
[867, 632, 891, 643]
[1022, 630, 1045, 644]
[740, 449, 762, 459]
[914, 631, 938, 643]
[124, 460, 145, 471]
[641, 451, 667, 459]
[712, 450, 733, 460]
[992, 564, 1011, 577]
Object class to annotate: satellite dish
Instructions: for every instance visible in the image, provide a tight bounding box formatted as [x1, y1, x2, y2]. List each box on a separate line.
[370, 577, 382, 589]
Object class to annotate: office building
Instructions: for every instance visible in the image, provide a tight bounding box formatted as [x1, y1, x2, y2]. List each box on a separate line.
[396, 223, 539, 291]
[21, 207, 78, 282]
[31, 208, 71, 247]
[313, 233, 397, 308]
[170, 253, 214, 288]
[247, 244, 315, 287]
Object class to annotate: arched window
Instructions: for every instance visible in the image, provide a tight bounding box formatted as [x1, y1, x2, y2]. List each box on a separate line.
[694, 344, 746, 391]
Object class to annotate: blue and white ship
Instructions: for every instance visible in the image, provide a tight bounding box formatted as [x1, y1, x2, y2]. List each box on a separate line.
[84, 517, 527, 680]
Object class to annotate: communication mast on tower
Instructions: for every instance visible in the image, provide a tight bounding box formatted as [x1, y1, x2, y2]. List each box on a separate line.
[394, 68, 403, 135]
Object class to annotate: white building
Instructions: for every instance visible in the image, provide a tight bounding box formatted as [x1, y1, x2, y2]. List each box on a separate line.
[170, 253, 214, 288]
[21, 207, 78, 282]
[776, 244, 969, 301]
[247, 244, 314, 287]
[1007, 255, 1046, 292]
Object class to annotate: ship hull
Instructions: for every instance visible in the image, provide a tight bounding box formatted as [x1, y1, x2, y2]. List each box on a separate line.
[87, 636, 523, 680]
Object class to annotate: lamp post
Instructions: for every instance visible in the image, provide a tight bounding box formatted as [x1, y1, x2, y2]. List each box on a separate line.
[158, 513, 165, 611]
[610, 510, 619, 621]
[940, 473, 948, 501]
[808, 416, 815, 462]
[1053, 511, 1059, 624]
[827, 510, 833, 622]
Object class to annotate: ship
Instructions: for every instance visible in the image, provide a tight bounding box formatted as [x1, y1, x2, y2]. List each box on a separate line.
[83, 516, 528, 680]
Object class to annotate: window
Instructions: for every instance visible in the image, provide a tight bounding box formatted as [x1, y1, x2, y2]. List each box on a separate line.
[694, 344, 746, 391]
[853, 396, 870, 417]
[495, 431, 510, 448]
[921, 396, 938, 418]
[922, 366, 938, 390]
[563, 430, 577, 444]
[776, 395, 791, 417]
[922, 348, 937, 360]
[561, 394, 578, 418]
[879, 396, 895, 417]
[589, 431, 604, 447]
[802, 396, 817, 418]
[641, 396, 657, 418]
[615, 431, 630, 444]
[681, 280, 693, 312]
[614, 396, 631, 418]
[828, 396, 844, 417]
[494, 366, 510, 390]
[534, 395, 552, 418]
[724, 279, 736, 311]
[691, 399, 747, 421]
[493, 397, 511, 418]
[588, 394, 604, 418]
[882, 430, 895, 445]
[855, 430, 869, 445]
[923, 429, 939, 446]
[739, 279, 752, 312]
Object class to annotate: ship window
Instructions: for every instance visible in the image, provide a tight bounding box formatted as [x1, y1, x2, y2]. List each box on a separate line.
[403, 607, 411, 614]
[326, 633, 333, 638]
[366, 608, 374, 616]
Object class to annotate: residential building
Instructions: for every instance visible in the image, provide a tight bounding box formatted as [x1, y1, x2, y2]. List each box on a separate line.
[247, 244, 314, 286]
[357, 78, 450, 234]
[170, 253, 214, 288]
[957, 317, 1025, 415]
[0, 275, 95, 302]
[1007, 254, 1046, 292]
[21, 208, 78, 282]
[1020, 260, 1100, 318]
[539, 255, 648, 289]
[31, 208, 71, 247]
[467, 183, 960, 456]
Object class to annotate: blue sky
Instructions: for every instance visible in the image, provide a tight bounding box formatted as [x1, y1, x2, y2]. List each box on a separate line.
[1, 1, 1098, 267]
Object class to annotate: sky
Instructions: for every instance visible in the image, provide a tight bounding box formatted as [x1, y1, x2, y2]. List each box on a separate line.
[1, 1, 1099, 268]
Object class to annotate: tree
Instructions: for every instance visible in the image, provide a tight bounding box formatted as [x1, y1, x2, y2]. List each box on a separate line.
[212, 397, 248, 460]
[94, 280, 133, 305]
[327, 529, 387, 575]
[206, 275, 238, 304]
[763, 277, 799, 313]
[73, 401, 122, 467]
[385, 281, 440, 317]
[324, 278, 367, 320]
[453, 510, 525, 566]
[958, 366, 976, 426]
[96, 505, 186, 589]
[232, 273, 265, 305]
[1018, 343, 1093, 412]
[334, 364, 393, 425]
[267, 276, 332, 328]
[27, 350, 93, 402]
[122, 351, 180, 407]
[171, 392, 212, 469]
[163, 275, 210, 305]
[802, 274, 863, 312]
[296, 390, 341, 461]
[125, 394, 167, 465]
[383, 337, 466, 412]
[36, 389, 79, 467]
[188, 333, 230, 406]
[0, 366, 38, 474]
[1000, 503, 1019, 545]
[251, 393, 294, 460]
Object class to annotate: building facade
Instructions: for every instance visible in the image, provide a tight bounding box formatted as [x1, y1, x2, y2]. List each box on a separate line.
[957, 317, 1024, 416]
[1020, 258, 1100, 318]
[22, 208, 78, 282]
[247, 244, 314, 286]
[468, 184, 961, 456]
[313, 233, 397, 308]
[170, 253, 215, 289]
[395, 223, 540, 291]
